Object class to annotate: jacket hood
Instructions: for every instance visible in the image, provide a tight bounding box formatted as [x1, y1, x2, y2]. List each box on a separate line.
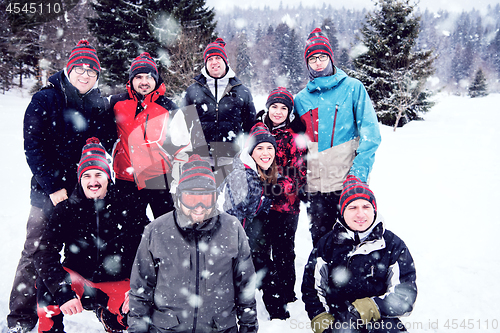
[235, 149, 259, 174]
[173, 209, 221, 243]
[337, 212, 384, 245]
[201, 65, 236, 81]
[306, 66, 347, 93]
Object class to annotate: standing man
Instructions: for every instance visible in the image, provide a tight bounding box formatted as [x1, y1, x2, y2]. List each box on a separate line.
[293, 28, 381, 247]
[182, 38, 256, 184]
[128, 156, 258, 333]
[7, 40, 112, 333]
[34, 138, 149, 333]
[110, 52, 191, 219]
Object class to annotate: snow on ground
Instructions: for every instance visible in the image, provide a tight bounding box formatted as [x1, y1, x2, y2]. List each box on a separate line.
[1, 89, 499, 332]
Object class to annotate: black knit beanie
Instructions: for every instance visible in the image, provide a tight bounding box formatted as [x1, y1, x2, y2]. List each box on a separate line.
[304, 28, 334, 63]
[129, 52, 159, 84]
[339, 175, 377, 216]
[77, 137, 111, 182]
[177, 155, 217, 192]
[266, 87, 294, 112]
[203, 38, 228, 65]
[67, 40, 101, 75]
[246, 122, 277, 155]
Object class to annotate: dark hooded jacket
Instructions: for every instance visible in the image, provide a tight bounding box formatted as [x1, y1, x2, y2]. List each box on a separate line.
[182, 68, 256, 165]
[301, 215, 417, 322]
[23, 70, 112, 208]
[33, 183, 149, 307]
[128, 209, 258, 333]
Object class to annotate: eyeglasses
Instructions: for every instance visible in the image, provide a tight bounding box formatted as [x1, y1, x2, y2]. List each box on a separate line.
[180, 191, 216, 210]
[74, 66, 98, 78]
[307, 54, 329, 64]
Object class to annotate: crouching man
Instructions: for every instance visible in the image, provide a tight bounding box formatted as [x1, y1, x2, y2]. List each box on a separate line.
[128, 156, 258, 333]
[301, 176, 417, 333]
[34, 138, 150, 333]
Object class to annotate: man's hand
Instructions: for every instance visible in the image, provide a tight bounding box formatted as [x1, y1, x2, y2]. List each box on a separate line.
[60, 298, 83, 316]
[49, 188, 68, 206]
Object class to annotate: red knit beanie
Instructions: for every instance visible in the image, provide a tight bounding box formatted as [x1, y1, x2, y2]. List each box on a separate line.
[304, 28, 334, 63]
[203, 38, 228, 65]
[67, 40, 101, 75]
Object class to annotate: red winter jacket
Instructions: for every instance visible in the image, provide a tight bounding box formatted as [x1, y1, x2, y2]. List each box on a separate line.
[263, 115, 308, 215]
[111, 81, 191, 189]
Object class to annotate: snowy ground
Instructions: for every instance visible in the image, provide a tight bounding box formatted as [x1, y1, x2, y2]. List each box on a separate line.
[1, 88, 499, 332]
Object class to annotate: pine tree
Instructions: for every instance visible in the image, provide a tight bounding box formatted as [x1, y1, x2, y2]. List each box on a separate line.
[236, 32, 253, 87]
[468, 68, 488, 98]
[351, 0, 436, 128]
[88, 0, 216, 94]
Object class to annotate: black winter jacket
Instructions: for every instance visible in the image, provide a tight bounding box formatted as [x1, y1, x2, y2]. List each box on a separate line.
[23, 70, 113, 208]
[301, 216, 417, 322]
[182, 69, 256, 164]
[34, 183, 149, 307]
[128, 210, 258, 333]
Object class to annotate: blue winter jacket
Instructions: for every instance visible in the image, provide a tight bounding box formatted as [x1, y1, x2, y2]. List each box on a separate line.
[294, 67, 381, 191]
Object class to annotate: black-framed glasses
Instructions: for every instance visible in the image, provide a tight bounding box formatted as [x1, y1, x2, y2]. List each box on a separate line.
[74, 66, 98, 78]
[180, 190, 216, 210]
[308, 54, 329, 64]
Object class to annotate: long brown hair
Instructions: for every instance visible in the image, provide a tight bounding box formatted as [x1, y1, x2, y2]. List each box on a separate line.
[256, 159, 278, 184]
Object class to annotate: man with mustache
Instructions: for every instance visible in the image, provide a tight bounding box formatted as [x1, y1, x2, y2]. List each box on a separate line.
[7, 39, 114, 333]
[34, 138, 150, 333]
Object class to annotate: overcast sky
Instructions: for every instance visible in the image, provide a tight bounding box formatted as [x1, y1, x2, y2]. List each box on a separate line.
[206, 0, 498, 14]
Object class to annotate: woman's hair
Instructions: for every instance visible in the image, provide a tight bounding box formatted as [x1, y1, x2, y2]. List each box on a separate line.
[256, 158, 278, 184]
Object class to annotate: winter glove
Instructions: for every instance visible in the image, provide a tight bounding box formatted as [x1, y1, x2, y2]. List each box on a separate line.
[311, 312, 335, 333]
[351, 297, 381, 325]
[239, 324, 258, 333]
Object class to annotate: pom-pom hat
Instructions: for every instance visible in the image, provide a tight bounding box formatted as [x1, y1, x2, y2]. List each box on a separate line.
[177, 155, 217, 192]
[304, 28, 334, 63]
[266, 87, 294, 113]
[67, 40, 101, 75]
[129, 52, 159, 83]
[339, 175, 377, 216]
[77, 137, 111, 182]
[245, 122, 277, 155]
[203, 38, 228, 65]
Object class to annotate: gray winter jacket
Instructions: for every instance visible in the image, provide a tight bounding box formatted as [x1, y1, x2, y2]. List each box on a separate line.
[128, 209, 258, 333]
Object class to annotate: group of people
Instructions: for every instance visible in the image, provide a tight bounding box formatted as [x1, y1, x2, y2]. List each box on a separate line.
[6, 27, 417, 333]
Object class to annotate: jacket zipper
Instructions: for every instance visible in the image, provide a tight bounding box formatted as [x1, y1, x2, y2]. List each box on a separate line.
[95, 202, 100, 280]
[309, 109, 317, 142]
[143, 114, 149, 141]
[192, 237, 200, 332]
[331, 105, 339, 147]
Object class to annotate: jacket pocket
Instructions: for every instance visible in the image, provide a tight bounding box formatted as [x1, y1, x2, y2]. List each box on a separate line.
[212, 312, 237, 332]
[151, 310, 181, 331]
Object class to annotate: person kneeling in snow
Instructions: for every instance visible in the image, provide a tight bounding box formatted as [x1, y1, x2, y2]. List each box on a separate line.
[301, 176, 417, 333]
[128, 156, 258, 333]
[34, 138, 150, 333]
